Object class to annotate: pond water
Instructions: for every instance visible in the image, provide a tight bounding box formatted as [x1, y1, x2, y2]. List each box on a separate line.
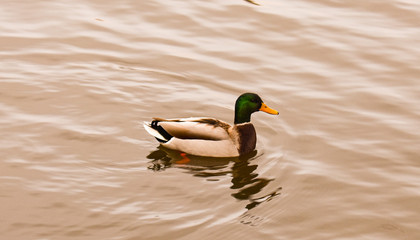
[1, 0, 420, 239]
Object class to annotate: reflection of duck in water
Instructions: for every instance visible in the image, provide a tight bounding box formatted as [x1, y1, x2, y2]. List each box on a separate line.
[144, 93, 278, 158]
[146, 147, 281, 210]
[230, 158, 281, 210]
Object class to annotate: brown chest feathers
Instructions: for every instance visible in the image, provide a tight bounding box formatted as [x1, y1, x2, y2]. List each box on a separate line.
[232, 123, 257, 155]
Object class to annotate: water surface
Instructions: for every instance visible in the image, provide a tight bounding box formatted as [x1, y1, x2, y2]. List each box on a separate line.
[1, 0, 420, 239]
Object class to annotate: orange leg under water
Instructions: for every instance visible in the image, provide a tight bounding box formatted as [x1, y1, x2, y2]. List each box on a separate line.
[175, 153, 190, 164]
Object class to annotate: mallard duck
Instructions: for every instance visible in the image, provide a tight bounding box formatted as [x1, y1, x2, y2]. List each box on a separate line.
[143, 93, 279, 157]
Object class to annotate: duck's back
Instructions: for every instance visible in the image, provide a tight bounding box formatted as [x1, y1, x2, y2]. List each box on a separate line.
[155, 117, 231, 140]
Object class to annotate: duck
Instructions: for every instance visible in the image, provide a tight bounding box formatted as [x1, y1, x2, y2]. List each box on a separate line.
[143, 93, 279, 157]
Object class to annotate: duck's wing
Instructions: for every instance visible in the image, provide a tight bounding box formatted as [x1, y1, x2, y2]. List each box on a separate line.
[144, 117, 232, 142]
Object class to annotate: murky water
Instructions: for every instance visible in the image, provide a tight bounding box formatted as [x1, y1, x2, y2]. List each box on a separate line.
[1, 0, 420, 239]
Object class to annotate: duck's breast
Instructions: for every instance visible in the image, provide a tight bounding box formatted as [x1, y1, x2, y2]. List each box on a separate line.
[231, 123, 257, 155]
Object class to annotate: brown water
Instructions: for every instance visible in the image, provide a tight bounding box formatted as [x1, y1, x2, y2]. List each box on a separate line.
[1, 0, 420, 239]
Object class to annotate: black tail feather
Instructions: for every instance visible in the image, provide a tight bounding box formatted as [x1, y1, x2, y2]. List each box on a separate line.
[151, 120, 173, 142]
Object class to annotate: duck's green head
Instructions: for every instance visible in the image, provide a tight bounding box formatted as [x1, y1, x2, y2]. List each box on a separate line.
[234, 93, 279, 124]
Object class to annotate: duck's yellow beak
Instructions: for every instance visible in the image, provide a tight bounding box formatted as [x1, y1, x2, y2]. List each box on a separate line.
[259, 102, 279, 115]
